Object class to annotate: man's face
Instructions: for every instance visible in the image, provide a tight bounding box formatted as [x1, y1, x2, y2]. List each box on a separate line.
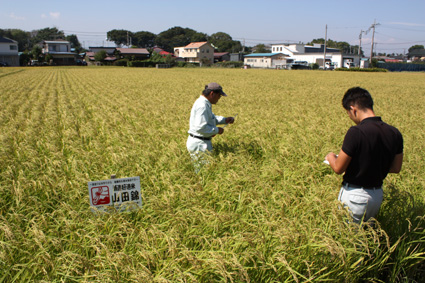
[208, 91, 222, 104]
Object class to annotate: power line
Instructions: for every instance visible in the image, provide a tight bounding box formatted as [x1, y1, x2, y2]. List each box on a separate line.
[380, 25, 425, 33]
[375, 40, 425, 45]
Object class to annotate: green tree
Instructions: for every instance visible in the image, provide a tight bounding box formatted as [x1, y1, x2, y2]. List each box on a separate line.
[253, 44, 270, 53]
[20, 51, 31, 66]
[65, 34, 82, 52]
[31, 45, 42, 60]
[308, 38, 359, 54]
[133, 31, 156, 48]
[31, 27, 65, 45]
[0, 29, 31, 51]
[208, 32, 242, 53]
[164, 54, 175, 65]
[408, 45, 424, 53]
[336, 41, 351, 53]
[148, 52, 165, 63]
[155, 26, 207, 52]
[94, 50, 107, 62]
[107, 29, 133, 46]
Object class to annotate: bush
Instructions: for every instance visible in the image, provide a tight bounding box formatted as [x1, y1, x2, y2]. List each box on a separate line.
[335, 67, 387, 72]
[114, 59, 129, 67]
[213, 61, 244, 68]
[128, 61, 157, 68]
[175, 61, 199, 68]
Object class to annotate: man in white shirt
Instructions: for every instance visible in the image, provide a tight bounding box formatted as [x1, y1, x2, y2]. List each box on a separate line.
[187, 83, 235, 171]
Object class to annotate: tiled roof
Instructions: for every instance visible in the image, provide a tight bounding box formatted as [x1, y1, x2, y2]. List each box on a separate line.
[185, 42, 208, 48]
[159, 51, 174, 56]
[305, 46, 340, 53]
[44, 40, 70, 44]
[0, 36, 17, 43]
[244, 53, 286, 57]
[117, 48, 149, 55]
[214, 52, 229, 56]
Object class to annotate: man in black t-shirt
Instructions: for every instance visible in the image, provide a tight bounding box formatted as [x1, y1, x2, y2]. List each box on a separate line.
[325, 87, 403, 224]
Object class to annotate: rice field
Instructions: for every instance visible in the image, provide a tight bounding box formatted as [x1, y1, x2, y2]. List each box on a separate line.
[1, 66, 425, 282]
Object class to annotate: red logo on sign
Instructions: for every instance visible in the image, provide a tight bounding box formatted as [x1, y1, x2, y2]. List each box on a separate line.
[91, 186, 111, 205]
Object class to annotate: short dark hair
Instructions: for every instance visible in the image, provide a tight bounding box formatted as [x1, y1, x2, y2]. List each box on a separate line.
[342, 87, 374, 111]
[202, 86, 221, 96]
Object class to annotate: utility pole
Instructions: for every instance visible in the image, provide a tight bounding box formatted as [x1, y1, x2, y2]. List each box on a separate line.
[323, 24, 327, 69]
[369, 19, 380, 63]
[359, 30, 363, 56]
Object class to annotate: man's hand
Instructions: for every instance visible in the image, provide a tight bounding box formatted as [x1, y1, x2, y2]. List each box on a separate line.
[325, 150, 352, 175]
[218, 127, 224, 135]
[225, 117, 235, 124]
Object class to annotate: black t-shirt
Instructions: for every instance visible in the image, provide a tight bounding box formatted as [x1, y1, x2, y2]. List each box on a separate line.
[342, 117, 403, 187]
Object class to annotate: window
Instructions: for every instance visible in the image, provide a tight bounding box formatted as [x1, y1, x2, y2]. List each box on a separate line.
[206, 49, 209, 53]
[10, 45, 17, 50]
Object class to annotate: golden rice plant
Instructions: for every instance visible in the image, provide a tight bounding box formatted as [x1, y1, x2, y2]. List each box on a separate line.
[0, 66, 424, 282]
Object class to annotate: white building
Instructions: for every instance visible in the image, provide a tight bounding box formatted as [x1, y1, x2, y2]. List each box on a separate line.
[0, 36, 19, 66]
[243, 53, 288, 69]
[271, 43, 361, 68]
[41, 40, 76, 65]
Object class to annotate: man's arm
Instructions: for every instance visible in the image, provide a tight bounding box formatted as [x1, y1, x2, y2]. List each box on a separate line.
[389, 153, 403, 173]
[194, 107, 219, 136]
[326, 149, 352, 175]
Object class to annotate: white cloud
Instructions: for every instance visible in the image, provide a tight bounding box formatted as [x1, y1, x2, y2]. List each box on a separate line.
[41, 12, 60, 19]
[9, 13, 25, 20]
[49, 12, 60, 19]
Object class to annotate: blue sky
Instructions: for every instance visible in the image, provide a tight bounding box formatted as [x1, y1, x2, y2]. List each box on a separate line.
[1, 0, 425, 55]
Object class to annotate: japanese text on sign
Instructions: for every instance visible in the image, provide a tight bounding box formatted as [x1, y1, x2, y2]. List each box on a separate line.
[88, 176, 142, 212]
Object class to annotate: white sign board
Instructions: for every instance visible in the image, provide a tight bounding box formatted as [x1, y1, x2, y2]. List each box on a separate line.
[88, 176, 142, 212]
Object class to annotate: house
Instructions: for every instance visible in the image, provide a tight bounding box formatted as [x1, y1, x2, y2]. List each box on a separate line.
[89, 47, 116, 55]
[152, 47, 175, 57]
[243, 53, 288, 69]
[86, 47, 117, 64]
[41, 40, 76, 65]
[0, 36, 19, 66]
[214, 52, 230, 62]
[116, 48, 150, 60]
[174, 42, 214, 65]
[86, 47, 151, 64]
[270, 43, 361, 68]
[230, 53, 244, 62]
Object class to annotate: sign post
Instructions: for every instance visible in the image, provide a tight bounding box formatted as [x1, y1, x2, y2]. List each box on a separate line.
[88, 176, 142, 212]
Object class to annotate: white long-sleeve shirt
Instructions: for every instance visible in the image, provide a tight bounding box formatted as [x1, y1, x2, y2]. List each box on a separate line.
[188, 95, 226, 138]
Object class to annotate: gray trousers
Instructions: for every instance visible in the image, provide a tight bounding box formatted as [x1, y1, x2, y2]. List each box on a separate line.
[186, 135, 213, 173]
[338, 183, 383, 224]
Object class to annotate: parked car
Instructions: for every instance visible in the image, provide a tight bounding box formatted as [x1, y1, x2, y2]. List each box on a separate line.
[291, 61, 311, 70]
[325, 62, 335, 70]
[76, 59, 87, 66]
[343, 60, 355, 68]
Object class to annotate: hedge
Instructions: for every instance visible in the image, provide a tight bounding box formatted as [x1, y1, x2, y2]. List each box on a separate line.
[335, 67, 388, 72]
[213, 61, 244, 68]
